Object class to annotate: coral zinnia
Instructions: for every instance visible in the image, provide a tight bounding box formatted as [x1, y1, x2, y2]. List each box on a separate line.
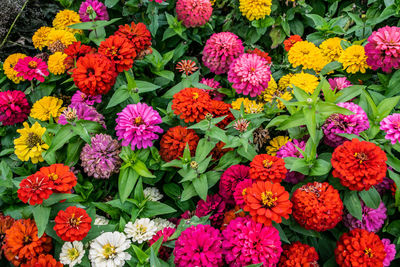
[335, 229, 386, 266]
[54, 206, 92, 242]
[244, 180, 292, 225]
[176, 59, 199, 76]
[239, 0, 272, 21]
[38, 164, 77, 194]
[247, 47, 272, 64]
[72, 53, 117, 96]
[233, 178, 253, 208]
[291, 182, 343, 232]
[28, 254, 63, 267]
[30, 96, 64, 122]
[0, 90, 30, 126]
[172, 87, 212, 123]
[14, 122, 49, 164]
[249, 154, 287, 183]
[18, 172, 54, 205]
[159, 125, 199, 162]
[176, 0, 213, 28]
[228, 53, 271, 97]
[284, 35, 303, 51]
[98, 35, 137, 72]
[32, 26, 52, 50]
[14, 56, 49, 82]
[219, 164, 250, 205]
[195, 194, 226, 227]
[64, 41, 96, 72]
[48, 52, 68, 75]
[320, 37, 344, 62]
[331, 139, 387, 191]
[343, 201, 387, 232]
[79, 0, 109, 22]
[279, 241, 319, 267]
[339, 45, 370, 74]
[380, 113, 400, 144]
[3, 53, 27, 84]
[0, 214, 15, 259]
[202, 32, 244, 74]
[222, 216, 282, 266]
[115, 22, 152, 54]
[116, 103, 163, 150]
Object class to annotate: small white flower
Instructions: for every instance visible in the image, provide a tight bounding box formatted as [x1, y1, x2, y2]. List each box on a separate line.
[94, 215, 109, 226]
[60, 241, 85, 267]
[124, 218, 158, 244]
[89, 231, 131, 267]
[153, 218, 176, 232]
[143, 187, 163, 201]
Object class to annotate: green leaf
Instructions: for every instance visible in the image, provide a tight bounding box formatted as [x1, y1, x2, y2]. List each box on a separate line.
[105, 0, 119, 8]
[336, 85, 363, 103]
[132, 245, 149, 264]
[118, 167, 139, 203]
[320, 61, 342, 75]
[136, 80, 160, 93]
[359, 187, 381, 209]
[45, 124, 76, 155]
[149, 247, 162, 267]
[106, 86, 130, 109]
[133, 160, 155, 178]
[344, 191, 362, 221]
[386, 220, 400, 236]
[141, 201, 176, 217]
[42, 193, 78, 206]
[65, 139, 84, 166]
[303, 106, 317, 143]
[376, 96, 400, 120]
[195, 139, 215, 162]
[309, 158, 332, 176]
[193, 174, 208, 200]
[73, 120, 102, 143]
[181, 184, 197, 202]
[277, 111, 305, 130]
[306, 14, 327, 28]
[32, 205, 50, 238]
[68, 18, 121, 30]
[290, 220, 321, 238]
[153, 70, 174, 81]
[272, 222, 290, 243]
[388, 170, 400, 208]
[207, 126, 228, 143]
[0, 161, 13, 188]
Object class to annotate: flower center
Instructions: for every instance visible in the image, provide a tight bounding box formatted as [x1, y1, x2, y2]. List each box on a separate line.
[28, 61, 38, 69]
[354, 152, 368, 163]
[261, 191, 277, 208]
[102, 243, 116, 259]
[108, 46, 118, 56]
[87, 68, 95, 75]
[138, 224, 147, 234]
[263, 159, 273, 168]
[192, 92, 199, 100]
[48, 173, 59, 181]
[63, 108, 78, 121]
[242, 188, 247, 196]
[364, 248, 374, 258]
[134, 116, 144, 125]
[69, 215, 81, 227]
[67, 248, 80, 261]
[23, 235, 31, 245]
[26, 132, 42, 149]
[250, 67, 256, 72]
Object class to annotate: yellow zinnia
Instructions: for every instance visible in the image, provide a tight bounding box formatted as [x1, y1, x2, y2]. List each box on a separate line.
[319, 37, 344, 62]
[53, 9, 82, 35]
[338, 45, 369, 74]
[266, 136, 291, 156]
[288, 41, 328, 72]
[32, 26, 52, 50]
[3, 53, 27, 84]
[30, 96, 64, 122]
[48, 52, 68, 75]
[278, 73, 294, 90]
[232, 98, 264, 114]
[14, 122, 49, 164]
[47, 29, 77, 53]
[239, 0, 272, 21]
[259, 77, 292, 109]
[289, 72, 319, 94]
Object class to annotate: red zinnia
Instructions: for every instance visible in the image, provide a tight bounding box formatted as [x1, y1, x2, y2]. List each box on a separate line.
[115, 22, 152, 54]
[247, 48, 272, 64]
[37, 164, 77, 194]
[98, 35, 137, 72]
[159, 126, 200, 162]
[28, 254, 63, 267]
[64, 41, 96, 72]
[331, 139, 387, 191]
[291, 182, 343, 232]
[249, 154, 287, 183]
[243, 180, 292, 226]
[210, 100, 235, 129]
[18, 173, 53, 205]
[172, 87, 212, 123]
[54, 206, 92, 242]
[335, 229, 386, 267]
[279, 241, 319, 267]
[71, 53, 117, 96]
[284, 35, 303, 51]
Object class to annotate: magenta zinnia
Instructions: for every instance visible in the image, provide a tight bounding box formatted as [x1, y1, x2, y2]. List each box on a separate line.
[200, 77, 225, 100]
[0, 90, 30, 126]
[276, 139, 307, 184]
[219, 165, 250, 205]
[58, 103, 105, 128]
[343, 201, 387, 232]
[176, 0, 212, 28]
[79, 0, 109, 22]
[71, 90, 102, 106]
[328, 77, 352, 92]
[14, 56, 49, 82]
[195, 194, 226, 227]
[380, 113, 400, 144]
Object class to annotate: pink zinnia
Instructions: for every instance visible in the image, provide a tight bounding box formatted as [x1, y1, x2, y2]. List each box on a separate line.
[219, 165, 250, 205]
[365, 26, 400, 73]
[174, 224, 223, 267]
[382, 238, 396, 267]
[176, 0, 212, 28]
[71, 90, 102, 106]
[58, 103, 106, 128]
[276, 139, 307, 184]
[0, 90, 30, 126]
[380, 113, 400, 144]
[115, 103, 163, 150]
[222, 216, 282, 266]
[233, 179, 253, 208]
[202, 32, 244, 75]
[149, 227, 176, 261]
[228, 53, 271, 97]
[79, 0, 109, 22]
[328, 77, 352, 91]
[14, 56, 49, 82]
[200, 78, 225, 100]
[195, 194, 226, 227]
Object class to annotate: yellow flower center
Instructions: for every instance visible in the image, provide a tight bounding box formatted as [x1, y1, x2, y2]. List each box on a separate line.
[242, 188, 247, 196]
[26, 133, 42, 149]
[261, 191, 277, 208]
[102, 243, 116, 259]
[263, 159, 273, 168]
[67, 248, 79, 261]
[364, 248, 374, 258]
[134, 116, 144, 125]
[354, 152, 368, 164]
[28, 61, 38, 69]
[250, 67, 256, 72]
[48, 173, 59, 181]
[69, 214, 81, 227]
[23, 235, 31, 244]
[192, 92, 199, 100]
[138, 224, 147, 234]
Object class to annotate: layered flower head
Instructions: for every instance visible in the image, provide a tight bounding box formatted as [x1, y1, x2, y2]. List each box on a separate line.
[343, 201, 387, 232]
[279, 242, 319, 267]
[339, 45, 370, 74]
[249, 154, 287, 183]
[115, 103, 163, 150]
[289, 72, 319, 94]
[47, 29, 77, 53]
[219, 165, 250, 204]
[288, 41, 328, 72]
[14, 122, 49, 164]
[79, 0, 109, 22]
[48, 52, 68, 75]
[124, 218, 158, 244]
[53, 9, 82, 34]
[266, 136, 291, 156]
[228, 53, 271, 97]
[195, 194, 226, 227]
[71, 90, 102, 106]
[115, 22, 152, 54]
[380, 113, 400, 144]
[202, 32, 244, 74]
[28, 254, 63, 267]
[331, 139, 387, 191]
[58, 103, 105, 128]
[38, 163, 77, 194]
[259, 78, 293, 110]
[233, 178, 253, 208]
[0, 90, 30, 126]
[320, 37, 344, 62]
[222, 216, 282, 266]
[329, 77, 352, 92]
[14, 56, 49, 82]
[382, 239, 396, 267]
[176, 0, 213, 28]
[64, 41, 96, 72]
[284, 35, 303, 51]
[200, 77, 225, 100]
[172, 87, 212, 123]
[210, 100, 234, 129]
[98, 35, 137, 72]
[159, 126, 199, 162]
[30, 96, 64, 122]
[18, 172, 53, 205]
[231, 97, 264, 114]
[292, 182, 343, 232]
[32, 26, 51, 50]
[239, 0, 272, 21]
[3, 53, 27, 84]
[54, 206, 92, 242]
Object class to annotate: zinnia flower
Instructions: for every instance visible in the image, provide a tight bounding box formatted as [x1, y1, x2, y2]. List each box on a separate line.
[14, 122, 49, 164]
[202, 32, 244, 74]
[284, 35, 303, 51]
[247, 47, 272, 63]
[380, 113, 400, 144]
[266, 136, 291, 156]
[115, 103, 163, 150]
[54, 206, 92, 242]
[249, 154, 287, 183]
[0, 90, 30, 126]
[14, 56, 49, 82]
[200, 77, 225, 100]
[174, 224, 223, 267]
[115, 22, 152, 54]
[28, 254, 63, 267]
[228, 53, 271, 97]
[365, 26, 400, 73]
[143, 187, 163, 201]
[60, 241, 85, 267]
[64, 41, 96, 72]
[53, 9, 82, 34]
[3, 53, 27, 84]
[80, 134, 122, 179]
[159, 125, 199, 162]
[288, 41, 328, 72]
[335, 229, 386, 266]
[48, 52, 68, 75]
[47, 29, 78, 53]
[210, 100, 234, 129]
[289, 72, 319, 94]
[195, 194, 226, 227]
[38, 163, 77, 194]
[343, 201, 387, 232]
[244, 180, 292, 225]
[30, 96, 64, 122]
[231, 97, 264, 113]
[279, 242, 319, 267]
[219, 165, 250, 205]
[124, 218, 158, 244]
[176, 59, 199, 76]
[328, 77, 352, 92]
[320, 37, 344, 62]
[239, 0, 272, 21]
[291, 182, 343, 232]
[71, 90, 102, 106]
[176, 0, 213, 27]
[149, 227, 175, 261]
[382, 238, 396, 267]
[32, 26, 52, 50]
[233, 179, 253, 208]
[0, 214, 15, 258]
[222, 216, 282, 266]
[98, 35, 137, 72]
[234, 118, 250, 132]
[278, 73, 294, 90]
[172, 87, 212, 123]
[259, 83, 293, 110]
[331, 139, 387, 191]
[276, 139, 307, 184]
[339, 45, 370, 74]
[79, 0, 109, 22]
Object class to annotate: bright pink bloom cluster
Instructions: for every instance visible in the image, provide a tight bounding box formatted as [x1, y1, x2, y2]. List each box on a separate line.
[382, 238, 396, 266]
[176, 0, 212, 28]
[380, 113, 400, 144]
[79, 0, 109, 22]
[14, 56, 49, 82]
[71, 90, 102, 106]
[0, 90, 30, 126]
[328, 77, 352, 91]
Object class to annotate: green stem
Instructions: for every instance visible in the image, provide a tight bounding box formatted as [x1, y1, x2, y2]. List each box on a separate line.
[0, 0, 29, 49]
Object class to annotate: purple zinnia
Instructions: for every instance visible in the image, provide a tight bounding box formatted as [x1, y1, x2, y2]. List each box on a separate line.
[375, 176, 394, 195]
[174, 224, 223, 267]
[71, 90, 102, 106]
[200, 78, 225, 100]
[328, 77, 352, 91]
[219, 165, 250, 205]
[195, 194, 226, 228]
[115, 103, 163, 150]
[382, 238, 396, 267]
[58, 102, 106, 128]
[276, 139, 307, 184]
[80, 134, 122, 179]
[343, 201, 387, 232]
[79, 0, 109, 22]
[380, 113, 400, 144]
[322, 102, 369, 147]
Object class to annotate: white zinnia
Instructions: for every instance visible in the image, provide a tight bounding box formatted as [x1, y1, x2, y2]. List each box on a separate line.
[88, 231, 131, 267]
[143, 187, 163, 201]
[94, 215, 109, 225]
[60, 241, 85, 267]
[124, 218, 158, 244]
[153, 217, 176, 232]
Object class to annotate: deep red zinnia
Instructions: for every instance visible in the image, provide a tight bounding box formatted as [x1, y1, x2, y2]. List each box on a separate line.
[64, 41, 96, 72]
[98, 35, 137, 72]
[249, 154, 287, 183]
[279, 241, 319, 267]
[115, 22, 152, 54]
[17, 173, 54, 205]
[54, 206, 92, 242]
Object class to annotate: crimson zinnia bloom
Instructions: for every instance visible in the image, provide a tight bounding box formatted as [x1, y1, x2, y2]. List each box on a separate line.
[28, 254, 63, 267]
[159, 126, 200, 162]
[98, 35, 137, 72]
[115, 22, 152, 54]
[331, 139, 387, 191]
[335, 229, 386, 266]
[64, 41, 96, 72]
[195, 194, 226, 227]
[149, 227, 176, 261]
[219, 164, 250, 205]
[37, 164, 77, 194]
[0, 90, 30, 126]
[172, 87, 212, 123]
[18, 173, 54, 205]
[72, 53, 117, 96]
[244, 180, 292, 226]
[279, 241, 319, 267]
[249, 154, 287, 183]
[291, 182, 343, 232]
[54, 206, 92, 242]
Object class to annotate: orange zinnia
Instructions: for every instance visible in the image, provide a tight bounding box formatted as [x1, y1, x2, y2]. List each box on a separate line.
[38, 163, 77, 194]
[27, 254, 63, 267]
[243, 180, 292, 226]
[98, 35, 137, 72]
[249, 154, 287, 183]
[210, 100, 235, 129]
[115, 22, 152, 54]
[172, 87, 212, 123]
